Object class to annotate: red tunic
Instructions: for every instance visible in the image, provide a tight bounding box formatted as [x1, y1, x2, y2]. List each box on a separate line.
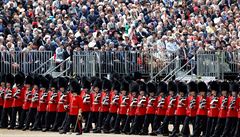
[57, 92, 69, 112]
[109, 92, 120, 113]
[3, 88, 13, 108]
[30, 89, 39, 108]
[37, 90, 48, 112]
[186, 95, 198, 117]
[80, 89, 91, 112]
[196, 95, 210, 116]
[208, 96, 220, 117]
[226, 96, 238, 118]
[175, 96, 187, 116]
[12, 86, 26, 107]
[46, 91, 58, 112]
[118, 95, 130, 115]
[146, 96, 157, 115]
[127, 95, 137, 116]
[155, 96, 167, 116]
[165, 95, 177, 116]
[91, 92, 101, 112]
[68, 93, 81, 116]
[218, 96, 228, 118]
[99, 91, 110, 112]
[238, 97, 240, 118]
[135, 95, 148, 116]
[0, 87, 4, 106]
[22, 88, 32, 110]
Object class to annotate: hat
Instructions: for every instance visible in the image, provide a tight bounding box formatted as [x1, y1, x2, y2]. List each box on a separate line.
[70, 78, 80, 94]
[130, 81, 139, 94]
[50, 78, 58, 89]
[168, 81, 177, 93]
[133, 72, 142, 80]
[112, 80, 121, 92]
[15, 72, 25, 86]
[93, 78, 102, 89]
[231, 82, 239, 93]
[111, 73, 120, 81]
[82, 77, 91, 89]
[45, 74, 53, 82]
[147, 82, 156, 94]
[0, 74, 6, 83]
[198, 81, 208, 92]
[33, 74, 40, 87]
[121, 80, 129, 91]
[90, 76, 98, 85]
[138, 81, 146, 92]
[102, 78, 112, 91]
[25, 74, 34, 85]
[220, 81, 230, 92]
[178, 82, 188, 94]
[209, 81, 220, 93]
[158, 81, 168, 95]
[188, 81, 197, 92]
[41, 76, 49, 89]
[5, 73, 14, 85]
[58, 77, 68, 89]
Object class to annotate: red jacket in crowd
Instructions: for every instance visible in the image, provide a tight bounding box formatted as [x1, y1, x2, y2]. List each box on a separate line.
[12, 86, 26, 107]
[127, 94, 137, 116]
[68, 93, 80, 116]
[109, 91, 119, 113]
[37, 90, 48, 112]
[186, 95, 198, 117]
[218, 96, 228, 118]
[208, 95, 220, 117]
[135, 95, 148, 116]
[146, 96, 157, 115]
[46, 91, 58, 112]
[80, 89, 91, 112]
[118, 95, 130, 115]
[99, 91, 109, 112]
[165, 95, 177, 116]
[196, 95, 210, 116]
[3, 88, 13, 108]
[175, 95, 187, 116]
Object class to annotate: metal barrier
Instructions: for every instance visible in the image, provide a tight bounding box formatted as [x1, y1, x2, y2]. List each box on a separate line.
[0, 51, 53, 75]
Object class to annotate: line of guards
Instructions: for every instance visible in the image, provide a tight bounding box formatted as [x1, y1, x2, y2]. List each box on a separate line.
[0, 72, 240, 137]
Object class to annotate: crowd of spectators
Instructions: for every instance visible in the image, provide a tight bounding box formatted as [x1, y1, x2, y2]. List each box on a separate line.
[0, 0, 240, 64]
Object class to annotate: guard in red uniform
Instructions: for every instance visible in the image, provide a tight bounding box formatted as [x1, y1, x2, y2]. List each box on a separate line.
[130, 80, 147, 135]
[234, 85, 240, 137]
[157, 81, 177, 136]
[192, 81, 209, 137]
[31, 76, 49, 130]
[94, 78, 112, 133]
[84, 78, 102, 133]
[103, 80, 121, 133]
[59, 78, 81, 135]
[122, 81, 139, 134]
[23, 74, 40, 130]
[0, 74, 6, 126]
[153, 81, 168, 135]
[10, 72, 25, 129]
[181, 81, 198, 137]
[110, 80, 129, 134]
[42, 78, 59, 132]
[140, 82, 157, 135]
[222, 82, 239, 137]
[211, 81, 229, 137]
[18, 75, 33, 129]
[51, 77, 69, 131]
[205, 81, 220, 137]
[0, 73, 14, 128]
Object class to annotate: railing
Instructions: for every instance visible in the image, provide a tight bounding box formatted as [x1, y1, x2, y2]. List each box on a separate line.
[0, 51, 52, 75]
[54, 57, 72, 77]
[44, 57, 71, 76]
[32, 56, 55, 74]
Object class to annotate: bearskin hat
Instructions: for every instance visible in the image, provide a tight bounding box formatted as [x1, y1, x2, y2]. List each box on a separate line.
[41, 76, 49, 89]
[58, 77, 68, 89]
[33, 74, 41, 87]
[147, 82, 156, 94]
[0, 74, 6, 83]
[210, 81, 220, 93]
[178, 82, 188, 94]
[50, 78, 58, 89]
[82, 77, 91, 90]
[130, 81, 139, 94]
[188, 81, 197, 92]
[5, 73, 14, 85]
[231, 82, 239, 93]
[111, 72, 120, 82]
[121, 80, 129, 91]
[102, 78, 112, 91]
[25, 74, 34, 85]
[221, 81, 230, 92]
[198, 81, 208, 92]
[70, 78, 80, 94]
[168, 81, 177, 93]
[158, 81, 168, 95]
[93, 78, 102, 89]
[133, 71, 142, 81]
[45, 74, 53, 82]
[15, 72, 25, 86]
[112, 80, 121, 92]
[138, 81, 146, 92]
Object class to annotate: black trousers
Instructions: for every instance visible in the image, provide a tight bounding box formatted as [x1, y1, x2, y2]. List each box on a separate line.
[103, 112, 117, 131]
[25, 108, 37, 128]
[0, 107, 12, 128]
[171, 115, 185, 137]
[44, 111, 56, 129]
[130, 115, 145, 134]
[52, 112, 66, 130]
[211, 118, 226, 137]
[122, 115, 134, 133]
[234, 118, 240, 137]
[181, 116, 196, 137]
[142, 114, 155, 133]
[19, 109, 29, 128]
[152, 115, 165, 132]
[85, 112, 98, 131]
[0, 106, 2, 125]
[10, 107, 22, 128]
[96, 112, 108, 130]
[157, 116, 175, 134]
[192, 115, 207, 137]
[205, 117, 218, 137]
[221, 117, 237, 137]
[82, 111, 90, 129]
[113, 114, 127, 132]
[33, 111, 46, 129]
[62, 114, 80, 133]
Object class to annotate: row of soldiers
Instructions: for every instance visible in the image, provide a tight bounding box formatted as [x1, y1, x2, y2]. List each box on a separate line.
[0, 72, 240, 137]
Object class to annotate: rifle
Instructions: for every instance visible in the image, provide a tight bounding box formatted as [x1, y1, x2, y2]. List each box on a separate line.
[210, 96, 218, 109]
[49, 92, 58, 103]
[157, 97, 165, 108]
[83, 93, 90, 103]
[189, 98, 196, 109]
[137, 96, 147, 107]
[13, 89, 21, 99]
[147, 97, 156, 107]
[93, 93, 101, 104]
[4, 89, 12, 99]
[168, 96, 176, 108]
[40, 92, 48, 103]
[111, 94, 120, 105]
[229, 97, 236, 109]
